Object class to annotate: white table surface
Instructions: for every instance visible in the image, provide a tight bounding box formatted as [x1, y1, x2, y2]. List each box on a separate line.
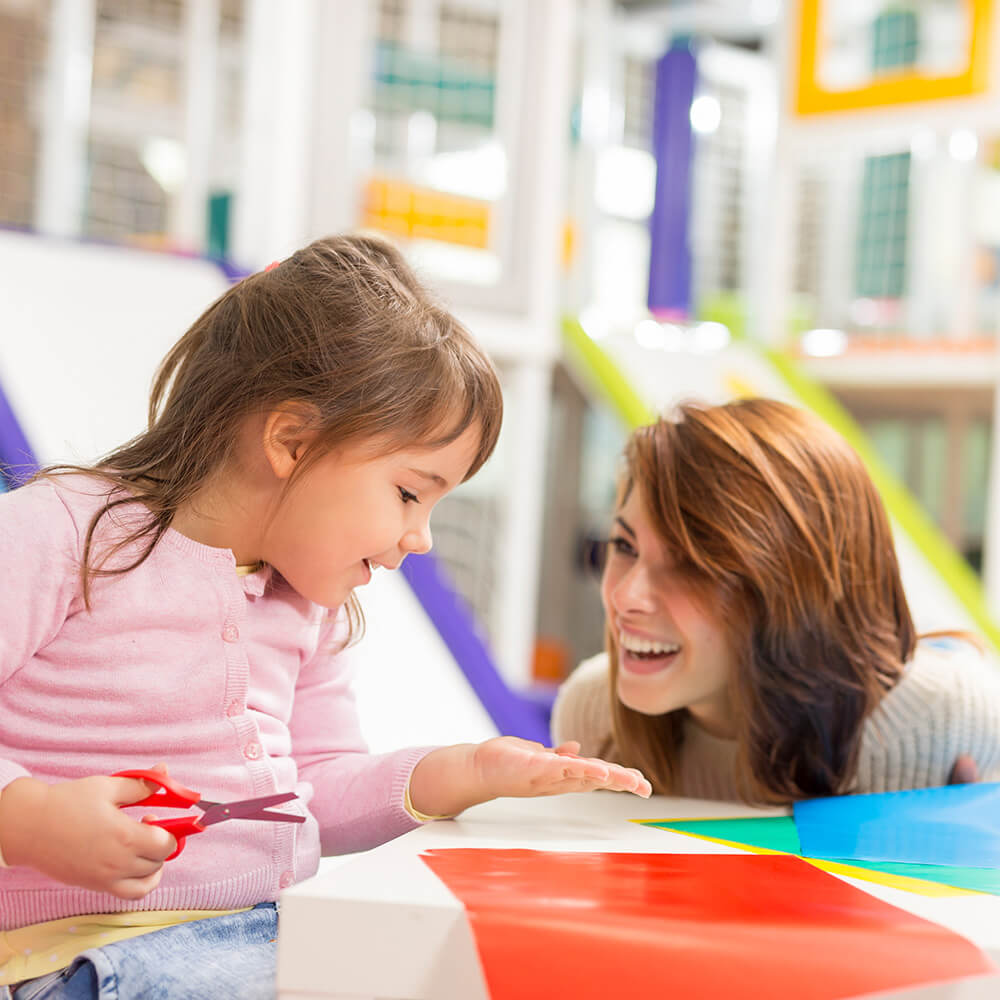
[276, 792, 1000, 1000]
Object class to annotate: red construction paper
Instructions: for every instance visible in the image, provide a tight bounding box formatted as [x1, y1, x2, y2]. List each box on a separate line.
[421, 849, 993, 1000]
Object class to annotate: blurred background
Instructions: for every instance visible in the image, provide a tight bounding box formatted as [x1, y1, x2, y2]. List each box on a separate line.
[3, 0, 1000, 743]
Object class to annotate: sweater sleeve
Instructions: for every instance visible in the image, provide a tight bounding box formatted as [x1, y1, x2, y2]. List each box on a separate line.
[288, 621, 432, 856]
[551, 652, 620, 762]
[856, 641, 1000, 793]
[0, 480, 82, 790]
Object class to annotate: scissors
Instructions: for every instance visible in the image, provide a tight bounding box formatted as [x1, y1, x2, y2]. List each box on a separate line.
[113, 768, 305, 860]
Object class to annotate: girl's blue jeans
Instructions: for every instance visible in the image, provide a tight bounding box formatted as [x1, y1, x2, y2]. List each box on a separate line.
[3, 903, 278, 1000]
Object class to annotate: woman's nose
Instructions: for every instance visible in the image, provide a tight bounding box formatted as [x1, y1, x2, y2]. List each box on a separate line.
[612, 563, 658, 613]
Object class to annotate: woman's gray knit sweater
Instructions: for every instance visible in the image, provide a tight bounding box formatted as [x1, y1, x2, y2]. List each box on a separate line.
[551, 640, 1000, 800]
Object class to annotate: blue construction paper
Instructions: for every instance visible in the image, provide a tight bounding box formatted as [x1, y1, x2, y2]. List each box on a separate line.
[645, 816, 1000, 895]
[794, 783, 1000, 868]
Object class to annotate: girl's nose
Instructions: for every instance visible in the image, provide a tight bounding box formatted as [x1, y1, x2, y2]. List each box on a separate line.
[402, 521, 433, 555]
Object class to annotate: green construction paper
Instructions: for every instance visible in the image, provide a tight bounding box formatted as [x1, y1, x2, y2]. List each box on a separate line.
[644, 816, 1000, 897]
[832, 858, 1000, 896]
[643, 817, 802, 854]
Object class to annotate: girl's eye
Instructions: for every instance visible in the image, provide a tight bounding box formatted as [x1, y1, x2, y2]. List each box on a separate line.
[608, 536, 636, 559]
[398, 487, 420, 504]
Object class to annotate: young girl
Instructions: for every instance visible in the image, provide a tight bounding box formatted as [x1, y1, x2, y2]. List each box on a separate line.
[0, 234, 650, 1000]
[553, 397, 1000, 804]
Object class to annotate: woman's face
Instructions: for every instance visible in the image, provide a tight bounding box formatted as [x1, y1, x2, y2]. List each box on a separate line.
[601, 486, 736, 737]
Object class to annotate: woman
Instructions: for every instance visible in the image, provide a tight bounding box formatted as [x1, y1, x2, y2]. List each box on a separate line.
[553, 397, 1000, 803]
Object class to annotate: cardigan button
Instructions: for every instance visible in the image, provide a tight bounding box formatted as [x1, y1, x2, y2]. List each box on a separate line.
[243, 741, 262, 760]
[222, 623, 240, 643]
[226, 699, 242, 718]
[279, 870, 294, 889]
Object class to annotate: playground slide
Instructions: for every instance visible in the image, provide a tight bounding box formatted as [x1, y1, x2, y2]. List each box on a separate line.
[0, 230, 508, 751]
[342, 569, 499, 751]
[563, 318, 1000, 649]
[0, 230, 231, 472]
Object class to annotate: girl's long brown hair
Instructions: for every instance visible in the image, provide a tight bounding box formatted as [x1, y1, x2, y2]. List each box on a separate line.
[609, 398, 915, 803]
[39, 234, 503, 628]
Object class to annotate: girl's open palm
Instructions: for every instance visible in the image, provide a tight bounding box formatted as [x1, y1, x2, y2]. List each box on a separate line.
[473, 737, 651, 799]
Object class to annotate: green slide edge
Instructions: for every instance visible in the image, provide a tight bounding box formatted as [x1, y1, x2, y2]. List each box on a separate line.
[563, 317, 654, 428]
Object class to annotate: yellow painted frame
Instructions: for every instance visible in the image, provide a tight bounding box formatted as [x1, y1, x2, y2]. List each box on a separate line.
[795, 0, 995, 116]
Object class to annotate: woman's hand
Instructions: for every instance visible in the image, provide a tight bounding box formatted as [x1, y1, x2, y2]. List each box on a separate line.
[407, 737, 652, 819]
[0, 768, 176, 899]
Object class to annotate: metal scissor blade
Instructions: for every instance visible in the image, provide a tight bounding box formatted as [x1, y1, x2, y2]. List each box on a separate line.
[199, 792, 302, 827]
[242, 809, 306, 824]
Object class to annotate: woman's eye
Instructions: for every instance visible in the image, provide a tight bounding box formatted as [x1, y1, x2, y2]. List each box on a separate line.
[398, 487, 420, 504]
[609, 536, 636, 558]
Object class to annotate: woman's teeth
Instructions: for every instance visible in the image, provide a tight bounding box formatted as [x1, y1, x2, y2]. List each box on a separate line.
[619, 634, 680, 658]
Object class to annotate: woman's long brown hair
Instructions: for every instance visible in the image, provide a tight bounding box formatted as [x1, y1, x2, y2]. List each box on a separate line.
[38, 234, 503, 630]
[609, 398, 915, 803]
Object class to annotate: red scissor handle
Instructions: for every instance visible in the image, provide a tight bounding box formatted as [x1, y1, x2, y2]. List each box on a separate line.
[113, 769, 201, 809]
[144, 815, 205, 860]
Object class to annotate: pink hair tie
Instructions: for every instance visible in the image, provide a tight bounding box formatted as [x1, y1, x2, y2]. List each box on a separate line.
[265, 260, 280, 271]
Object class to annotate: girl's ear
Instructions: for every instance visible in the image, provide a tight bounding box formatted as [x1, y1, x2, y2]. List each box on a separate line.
[261, 404, 320, 480]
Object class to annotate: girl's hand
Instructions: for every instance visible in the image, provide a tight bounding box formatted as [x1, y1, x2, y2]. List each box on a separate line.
[407, 738, 652, 819]
[947, 754, 979, 784]
[0, 769, 176, 900]
[473, 737, 651, 799]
